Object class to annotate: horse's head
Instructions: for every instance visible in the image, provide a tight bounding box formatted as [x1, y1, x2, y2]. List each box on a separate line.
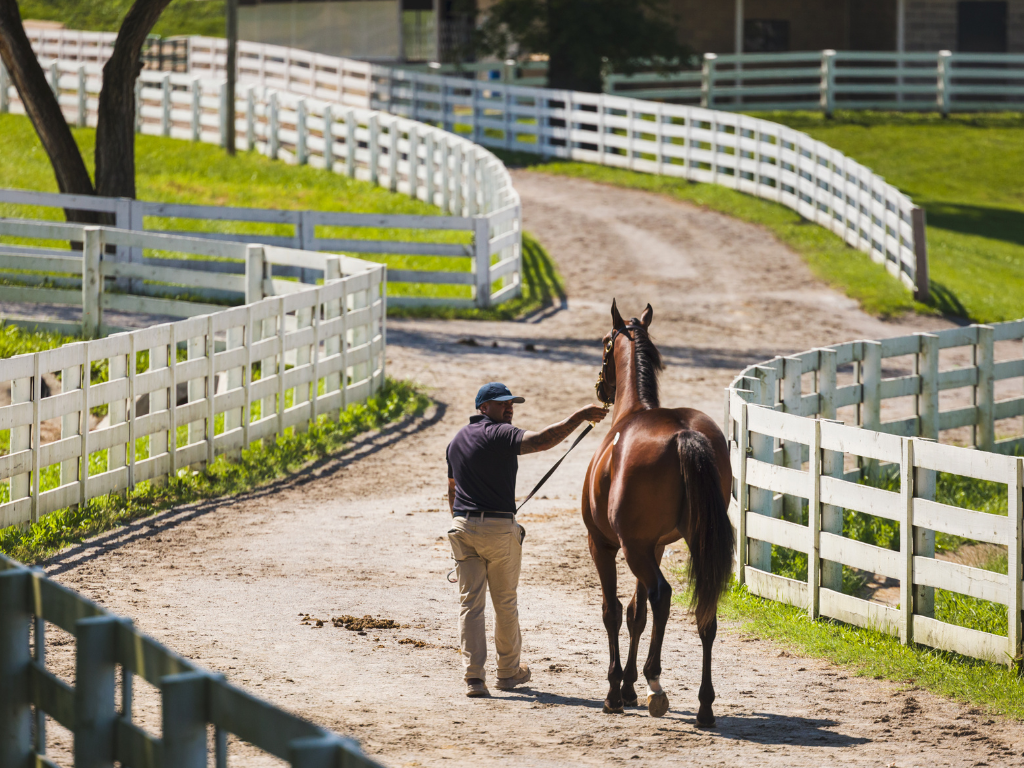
[596, 299, 655, 405]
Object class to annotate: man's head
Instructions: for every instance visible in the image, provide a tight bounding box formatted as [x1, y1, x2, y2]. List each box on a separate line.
[475, 382, 525, 424]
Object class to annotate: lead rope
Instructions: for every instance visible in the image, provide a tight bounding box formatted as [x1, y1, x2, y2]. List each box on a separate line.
[446, 422, 597, 584]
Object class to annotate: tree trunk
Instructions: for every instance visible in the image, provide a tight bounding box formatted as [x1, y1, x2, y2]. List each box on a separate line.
[0, 0, 97, 222]
[94, 0, 172, 200]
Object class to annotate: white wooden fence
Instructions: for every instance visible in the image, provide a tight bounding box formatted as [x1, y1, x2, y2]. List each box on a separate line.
[726, 320, 1024, 667]
[0, 220, 386, 529]
[0, 551, 381, 768]
[176, 37, 929, 297]
[3, 34, 522, 309]
[607, 50, 1024, 114]
[0, 187, 519, 310]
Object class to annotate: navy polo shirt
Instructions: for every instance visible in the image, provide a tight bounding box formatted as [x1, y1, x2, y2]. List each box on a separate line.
[446, 414, 525, 514]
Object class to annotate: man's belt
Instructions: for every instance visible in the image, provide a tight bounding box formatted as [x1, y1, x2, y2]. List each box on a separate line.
[453, 510, 515, 519]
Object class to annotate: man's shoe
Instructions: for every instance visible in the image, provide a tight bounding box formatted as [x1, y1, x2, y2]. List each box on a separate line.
[495, 665, 531, 690]
[465, 678, 489, 697]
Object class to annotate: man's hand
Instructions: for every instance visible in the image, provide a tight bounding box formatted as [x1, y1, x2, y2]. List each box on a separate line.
[520, 404, 608, 455]
[448, 478, 457, 515]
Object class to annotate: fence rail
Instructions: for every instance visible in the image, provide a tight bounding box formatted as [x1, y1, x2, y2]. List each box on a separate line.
[0, 187, 515, 309]
[0, 219, 386, 529]
[0, 551, 381, 767]
[726, 320, 1024, 667]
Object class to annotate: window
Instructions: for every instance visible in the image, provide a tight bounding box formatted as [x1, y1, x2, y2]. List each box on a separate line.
[957, 1, 1008, 52]
[744, 19, 790, 53]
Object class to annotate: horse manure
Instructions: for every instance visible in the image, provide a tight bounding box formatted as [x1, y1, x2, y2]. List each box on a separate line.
[523, 343, 536, 351]
[456, 337, 479, 346]
[332, 614, 400, 631]
[399, 638, 427, 648]
[491, 341, 498, 348]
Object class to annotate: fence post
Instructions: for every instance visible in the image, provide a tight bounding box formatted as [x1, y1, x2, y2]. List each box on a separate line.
[808, 420, 822, 619]
[245, 85, 255, 150]
[1009, 457, 1023, 671]
[937, 50, 952, 117]
[0, 59, 9, 114]
[781, 356, 803, 523]
[162, 672, 209, 768]
[407, 126, 419, 199]
[296, 98, 308, 165]
[749, 365, 778, 572]
[976, 324, 995, 451]
[900, 438, 915, 645]
[425, 132, 436, 205]
[77, 65, 87, 127]
[82, 226, 103, 339]
[735, 397, 749, 584]
[388, 119, 400, 192]
[911, 207, 929, 302]
[161, 73, 171, 136]
[75, 616, 118, 768]
[474, 216, 491, 309]
[345, 109, 356, 178]
[48, 60, 59, 98]
[816, 348, 843, 593]
[915, 332, 939, 618]
[322, 104, 334, 171]
[368, 114, 380, 185]
[245, 245, 265, 304]
[268, 90, 279, 159]
[219, 81, 229, 148]
[324, 257, 344, 413]
[134, 77, 142, 133]
[820, 49, 836, 117]
[701, 53, 716, 109]
[452, 143, 464, 215]
[62, 352, 83, 489]
[0, 569, 31, 768]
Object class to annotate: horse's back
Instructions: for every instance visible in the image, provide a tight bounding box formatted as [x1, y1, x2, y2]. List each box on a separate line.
[587, 406, 730, 546]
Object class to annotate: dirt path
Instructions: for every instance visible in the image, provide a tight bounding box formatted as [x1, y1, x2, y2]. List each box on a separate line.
[39, 172, 1024, 766]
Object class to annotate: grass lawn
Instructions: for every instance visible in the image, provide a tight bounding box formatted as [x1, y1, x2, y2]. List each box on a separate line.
[500, 111, 1024, 323]
[17, 0, 226, 37]
[0, 114, 564, 319]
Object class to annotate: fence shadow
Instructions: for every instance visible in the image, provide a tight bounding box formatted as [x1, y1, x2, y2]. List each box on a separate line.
[926, 202, 1024, 249]
[43, 402, 448, 577]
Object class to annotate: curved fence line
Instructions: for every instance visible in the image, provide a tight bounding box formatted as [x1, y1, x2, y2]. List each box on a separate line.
[0, 219, 386, 529]
[11, 29, 928, 299]
[0, 551, 382, 767]
[2, 41, 521, 310]
[725, 320, 1024, 667]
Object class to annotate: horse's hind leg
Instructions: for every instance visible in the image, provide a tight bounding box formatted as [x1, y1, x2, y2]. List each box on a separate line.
[588, 534, 624, 714]
[696, 617, 718, 727]
[623, 545, 672, 718]
[621, 580, 646, 707]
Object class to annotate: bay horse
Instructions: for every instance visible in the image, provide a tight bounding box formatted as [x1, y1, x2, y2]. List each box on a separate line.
[582, 300, 734, 724]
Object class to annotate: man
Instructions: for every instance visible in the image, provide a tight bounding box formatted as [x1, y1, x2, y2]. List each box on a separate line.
[446, 382, 608, 697]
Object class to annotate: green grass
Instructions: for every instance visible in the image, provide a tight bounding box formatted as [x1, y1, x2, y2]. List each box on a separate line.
[17, 0, 226, 37]
[0, 377, 430, 564]
[497, 153, 929, 319]
[696, 581, 1024, 720]
[758, 112, 1024, 324]
[0, 113, 564, 318]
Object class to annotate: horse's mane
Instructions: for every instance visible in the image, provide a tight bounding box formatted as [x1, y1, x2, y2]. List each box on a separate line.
[630, 320, 664, 409]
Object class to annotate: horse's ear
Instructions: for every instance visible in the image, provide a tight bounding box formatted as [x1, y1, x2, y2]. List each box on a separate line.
[640, 304, 654, 328]
[610, 299, 625, 330]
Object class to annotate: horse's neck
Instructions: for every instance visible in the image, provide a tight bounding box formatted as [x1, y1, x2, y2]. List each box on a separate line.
[612, 345, 643, 421]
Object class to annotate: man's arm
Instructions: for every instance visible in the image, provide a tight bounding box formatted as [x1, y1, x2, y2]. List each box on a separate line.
[520, 405, 607, 455]
[448, 478, 457, 515]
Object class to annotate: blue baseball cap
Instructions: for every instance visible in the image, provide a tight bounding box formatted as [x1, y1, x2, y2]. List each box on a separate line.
[475, 382, 525, 409]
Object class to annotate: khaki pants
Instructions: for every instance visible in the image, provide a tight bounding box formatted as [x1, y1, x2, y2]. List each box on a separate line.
[448, 515, 524, 682]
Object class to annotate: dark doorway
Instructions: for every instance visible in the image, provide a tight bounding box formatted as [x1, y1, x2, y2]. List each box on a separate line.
[957, 1, 1008, 52]
[744, 19, 790, 53]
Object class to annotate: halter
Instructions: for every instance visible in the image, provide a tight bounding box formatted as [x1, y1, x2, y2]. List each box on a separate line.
[595, 324, 643, 405]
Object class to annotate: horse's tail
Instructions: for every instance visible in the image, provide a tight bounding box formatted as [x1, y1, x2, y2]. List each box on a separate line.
[677, 430, 735, 633]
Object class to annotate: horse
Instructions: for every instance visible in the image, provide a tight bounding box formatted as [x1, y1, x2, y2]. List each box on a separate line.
[582, 299, 735, 725]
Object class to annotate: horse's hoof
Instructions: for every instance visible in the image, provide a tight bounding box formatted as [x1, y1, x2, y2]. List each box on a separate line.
[603, 702, 625, 714]
[647, 692, 669, 718]
[696, 713, 717, 728]
[622, 696, 639, 707]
